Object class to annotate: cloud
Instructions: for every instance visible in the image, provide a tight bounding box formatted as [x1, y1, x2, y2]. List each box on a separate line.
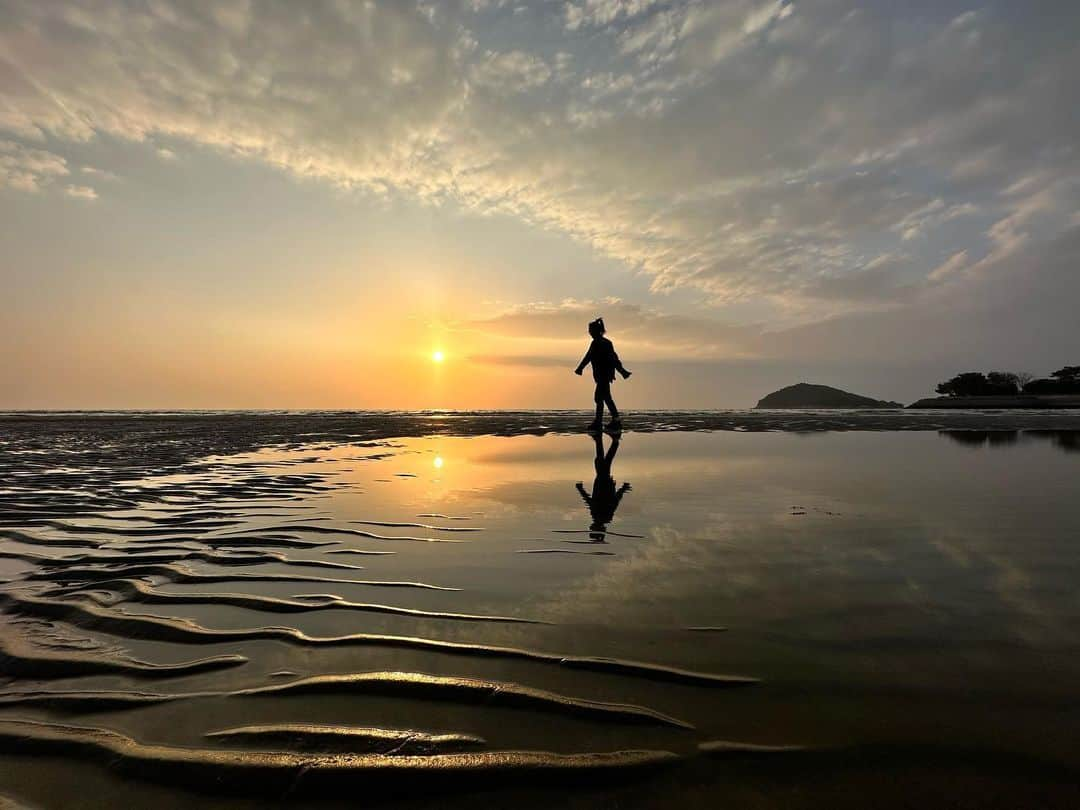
[469, 50, 551, 94]
[0, 139, 68, 191]
[758, 223, 1080, 372]
[927, 250, 969, 283]
[563, 0, 662, 32]
[468, 298, 762, 359]
[0, 0, 1077, 330]
[802, 254, 918, 305]
[80, 166, 118, 180]
[63, 184, 97, 200]
[468, 354, 567, 368]
[473, 217, 1080, 385]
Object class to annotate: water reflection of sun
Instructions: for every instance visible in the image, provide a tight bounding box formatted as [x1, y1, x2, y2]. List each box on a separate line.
[433, 456, 444, 469]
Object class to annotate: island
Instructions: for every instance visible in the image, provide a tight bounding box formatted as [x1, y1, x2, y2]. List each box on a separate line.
[907, 367, 1080, 408]
[754, 383, 903, 409]
[907, 395, 1080, 409]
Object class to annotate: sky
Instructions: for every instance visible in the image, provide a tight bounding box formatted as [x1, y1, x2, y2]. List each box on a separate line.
[2, 0, 1078, 409]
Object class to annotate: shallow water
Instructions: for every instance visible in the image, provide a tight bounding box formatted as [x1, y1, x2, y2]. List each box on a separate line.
[1, 415, 1079, 808]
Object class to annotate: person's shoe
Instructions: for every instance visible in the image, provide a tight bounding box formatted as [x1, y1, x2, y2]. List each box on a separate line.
[606, 418, 622, 432]
[586, 420, 603, 432]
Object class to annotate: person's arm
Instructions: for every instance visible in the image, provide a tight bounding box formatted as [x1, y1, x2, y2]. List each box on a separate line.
[574, 344, 593, 375]
[576, 482, 592, 506]
[613, 347, 632, 379]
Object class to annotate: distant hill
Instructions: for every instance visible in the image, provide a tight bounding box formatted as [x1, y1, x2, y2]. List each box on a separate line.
[755, 383, 903, 409]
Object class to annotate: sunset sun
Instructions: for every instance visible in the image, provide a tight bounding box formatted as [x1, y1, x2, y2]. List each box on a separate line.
[431, 350, 445, 364]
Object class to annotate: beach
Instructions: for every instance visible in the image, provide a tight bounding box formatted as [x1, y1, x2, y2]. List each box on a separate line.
[1, 412, 1079, 808]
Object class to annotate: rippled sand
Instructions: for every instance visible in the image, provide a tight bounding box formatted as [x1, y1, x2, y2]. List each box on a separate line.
[1, 413, 1079, 808]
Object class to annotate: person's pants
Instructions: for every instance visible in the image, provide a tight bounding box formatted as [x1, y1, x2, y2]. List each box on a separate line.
[594, 380, 618, 418]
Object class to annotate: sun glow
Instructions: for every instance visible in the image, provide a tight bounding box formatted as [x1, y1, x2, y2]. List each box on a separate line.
[433, 456, 444, 469]
[431, 350, 445, 363]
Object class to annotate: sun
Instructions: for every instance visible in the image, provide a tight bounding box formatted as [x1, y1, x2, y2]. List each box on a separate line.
[431, 350, 445, 363]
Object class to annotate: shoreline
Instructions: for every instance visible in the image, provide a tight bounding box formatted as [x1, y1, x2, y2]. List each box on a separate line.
[908, 395, 1080, 409]
[2, 417, 1079, 808]
[3, 411, 1078, 486]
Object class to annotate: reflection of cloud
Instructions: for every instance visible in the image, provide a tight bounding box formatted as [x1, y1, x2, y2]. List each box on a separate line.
[461, 479, 581, 513]
[531, 441, 1080, 648]
[533, 519, 868, 628]
[924, 528, 1068, 647]
[532, 525, 727, 625]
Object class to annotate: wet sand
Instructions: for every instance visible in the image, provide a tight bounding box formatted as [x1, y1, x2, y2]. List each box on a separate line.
[1, 412, 1079, 808]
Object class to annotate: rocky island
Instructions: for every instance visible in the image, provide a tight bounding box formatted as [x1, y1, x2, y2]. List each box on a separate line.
[755, 383, 903, 409]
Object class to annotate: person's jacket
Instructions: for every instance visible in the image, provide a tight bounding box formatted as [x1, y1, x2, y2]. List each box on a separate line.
[576, 337, 627, 383]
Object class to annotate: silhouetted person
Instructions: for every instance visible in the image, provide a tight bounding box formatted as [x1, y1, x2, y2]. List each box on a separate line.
[574, 317, 631, 431]
[576, 432, 631, 542]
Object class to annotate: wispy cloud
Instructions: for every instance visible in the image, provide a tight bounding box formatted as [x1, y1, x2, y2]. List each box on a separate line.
[0, 139, 68, 191]
[63, 184, 98, 200]
[468, 354, 567, 368]
[468, 298, 762, 359]
[470, 50, 552, 94]
[1, 0, 1077, 327]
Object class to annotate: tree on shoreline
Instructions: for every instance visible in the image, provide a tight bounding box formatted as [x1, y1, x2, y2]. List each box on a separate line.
[936, 372, 1016, 397]
[1051, 366, 1080, 384]
[987, 371, 1021, 393]
[1014, 371, 1037, 390]
[1026, 367, 1080, 394]
[934, 368, 1076, 397]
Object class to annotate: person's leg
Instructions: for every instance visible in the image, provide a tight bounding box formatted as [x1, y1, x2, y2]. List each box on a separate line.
[605, 435, 620, 465]
[590, 385, 604, 428]
[592, 431, 605, 462]
[605, 391, 619, 420]
[595, 381, 616, 419]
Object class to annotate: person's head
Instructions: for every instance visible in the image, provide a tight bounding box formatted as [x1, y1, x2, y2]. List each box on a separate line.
[588, 317, 605, 338]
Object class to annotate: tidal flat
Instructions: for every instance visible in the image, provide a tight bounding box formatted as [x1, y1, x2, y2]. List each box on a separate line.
[1, 412, 1079, 808]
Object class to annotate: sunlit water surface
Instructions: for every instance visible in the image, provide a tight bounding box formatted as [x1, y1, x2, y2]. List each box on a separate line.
[1, 425, 1078, 807]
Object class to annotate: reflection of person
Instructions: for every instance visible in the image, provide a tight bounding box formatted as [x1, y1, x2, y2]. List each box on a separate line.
[574, 317, 632, 432]
[576, 433, 631, 542]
